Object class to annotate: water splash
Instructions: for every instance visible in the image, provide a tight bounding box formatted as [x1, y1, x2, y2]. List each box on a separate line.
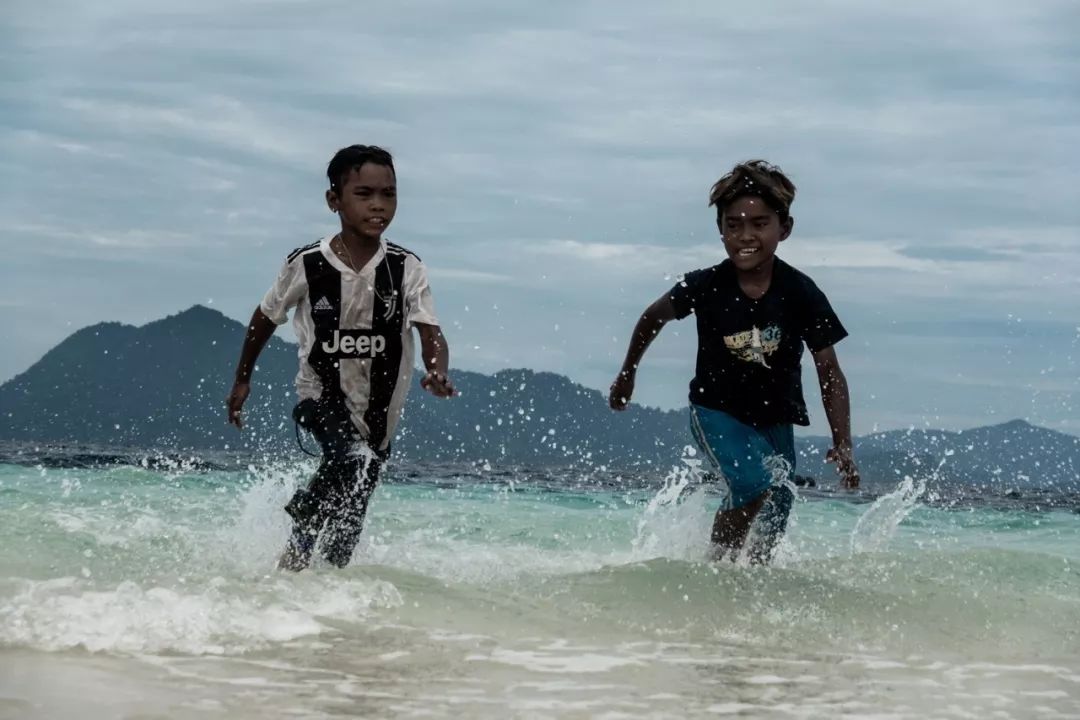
[217, 460, 311, 572]
[850, 475, 927, 554]
[630, 447, 713, 561]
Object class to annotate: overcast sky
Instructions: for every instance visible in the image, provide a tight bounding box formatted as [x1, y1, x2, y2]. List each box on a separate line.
[2, 0, 1078, 436]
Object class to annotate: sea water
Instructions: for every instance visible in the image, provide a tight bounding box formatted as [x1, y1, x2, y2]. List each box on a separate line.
[1, 455, 1078, 719]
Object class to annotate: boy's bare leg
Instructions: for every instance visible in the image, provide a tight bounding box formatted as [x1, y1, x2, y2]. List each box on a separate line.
[709, 490, 770, 561]
[278, 482, 326, 572]
[278, 514, 321, 571]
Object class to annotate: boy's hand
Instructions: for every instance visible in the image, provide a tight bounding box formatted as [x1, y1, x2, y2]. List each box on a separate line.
[421, 370, 456, 398]
[609, 370, 635, 411]
[826, 446, 860, 490]
[226, 381, 250, 429]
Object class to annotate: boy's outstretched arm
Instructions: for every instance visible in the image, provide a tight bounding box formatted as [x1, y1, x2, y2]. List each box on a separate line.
[609, 294, 677, 411]
[813, 345, 860, 489]
[227, 306, 278, 429]
[416, 323, 455, 398]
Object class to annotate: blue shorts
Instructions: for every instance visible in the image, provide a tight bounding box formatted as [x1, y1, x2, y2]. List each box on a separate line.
[689, 404, 796, 510]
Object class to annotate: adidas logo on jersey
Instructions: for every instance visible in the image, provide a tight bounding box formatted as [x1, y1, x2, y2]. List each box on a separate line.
[320, 330, 387, 358]
[313, 296, 334, 312]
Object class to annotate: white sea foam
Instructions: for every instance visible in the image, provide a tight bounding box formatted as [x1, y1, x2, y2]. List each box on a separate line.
[469, 647, 645, 674]
[0, 573, 402, 655]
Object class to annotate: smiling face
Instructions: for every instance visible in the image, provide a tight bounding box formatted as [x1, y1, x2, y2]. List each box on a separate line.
[326, 162, 397, 241]
[719, 195, 793, 275]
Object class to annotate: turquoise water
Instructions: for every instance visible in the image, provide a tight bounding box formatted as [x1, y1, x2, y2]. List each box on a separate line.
[1, 457, 1079, 719]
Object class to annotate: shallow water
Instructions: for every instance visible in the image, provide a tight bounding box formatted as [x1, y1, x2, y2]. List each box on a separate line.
[1, 457, 1078, 719]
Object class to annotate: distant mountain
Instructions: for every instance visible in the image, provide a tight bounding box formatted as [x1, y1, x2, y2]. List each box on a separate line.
[798, 419, 1080, 495]
[2, 306, 1078, 491]
[0, 305, 295, 452]
[0, 305, 687, 470]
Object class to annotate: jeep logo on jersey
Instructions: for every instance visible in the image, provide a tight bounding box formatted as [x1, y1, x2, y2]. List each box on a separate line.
[319, 330, 387, 358]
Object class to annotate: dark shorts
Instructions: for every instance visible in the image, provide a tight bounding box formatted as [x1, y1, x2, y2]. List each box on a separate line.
[689, 403, 796, 510]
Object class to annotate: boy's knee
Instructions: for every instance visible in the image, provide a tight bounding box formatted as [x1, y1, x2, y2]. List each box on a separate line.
[758, 485, 794, 529]
[321, 521, 362, 567]
[284, 488, 321, 524]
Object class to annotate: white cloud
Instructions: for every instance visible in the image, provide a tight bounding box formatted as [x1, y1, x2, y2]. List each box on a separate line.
[1, 0, 1078, 433]
[428, 267, 516, 285]
[59, 96, 333, 168]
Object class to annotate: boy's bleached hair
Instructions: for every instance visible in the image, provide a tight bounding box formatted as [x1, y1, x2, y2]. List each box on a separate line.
[708, 159, 797, 221]
[327, 144, 395, 193]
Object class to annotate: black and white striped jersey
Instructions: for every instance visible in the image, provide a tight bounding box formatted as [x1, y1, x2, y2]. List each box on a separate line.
[260, 236, 438, 452]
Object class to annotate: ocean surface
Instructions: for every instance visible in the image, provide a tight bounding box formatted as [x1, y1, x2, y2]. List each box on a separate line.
[1, 450, 1078, 719]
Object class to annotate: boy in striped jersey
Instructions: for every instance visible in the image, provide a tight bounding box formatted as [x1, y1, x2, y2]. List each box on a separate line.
[227, 145, 455, 571]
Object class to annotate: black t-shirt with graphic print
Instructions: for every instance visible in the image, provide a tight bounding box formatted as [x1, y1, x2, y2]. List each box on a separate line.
[668, 257, 847, 428]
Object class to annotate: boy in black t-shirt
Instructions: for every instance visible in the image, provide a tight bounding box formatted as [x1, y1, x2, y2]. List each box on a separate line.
[609, 160, 859, 562]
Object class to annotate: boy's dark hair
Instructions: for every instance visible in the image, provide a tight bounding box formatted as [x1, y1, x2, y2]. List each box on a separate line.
[708, 159, 796, 221]
[327, 145, 395, 194]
